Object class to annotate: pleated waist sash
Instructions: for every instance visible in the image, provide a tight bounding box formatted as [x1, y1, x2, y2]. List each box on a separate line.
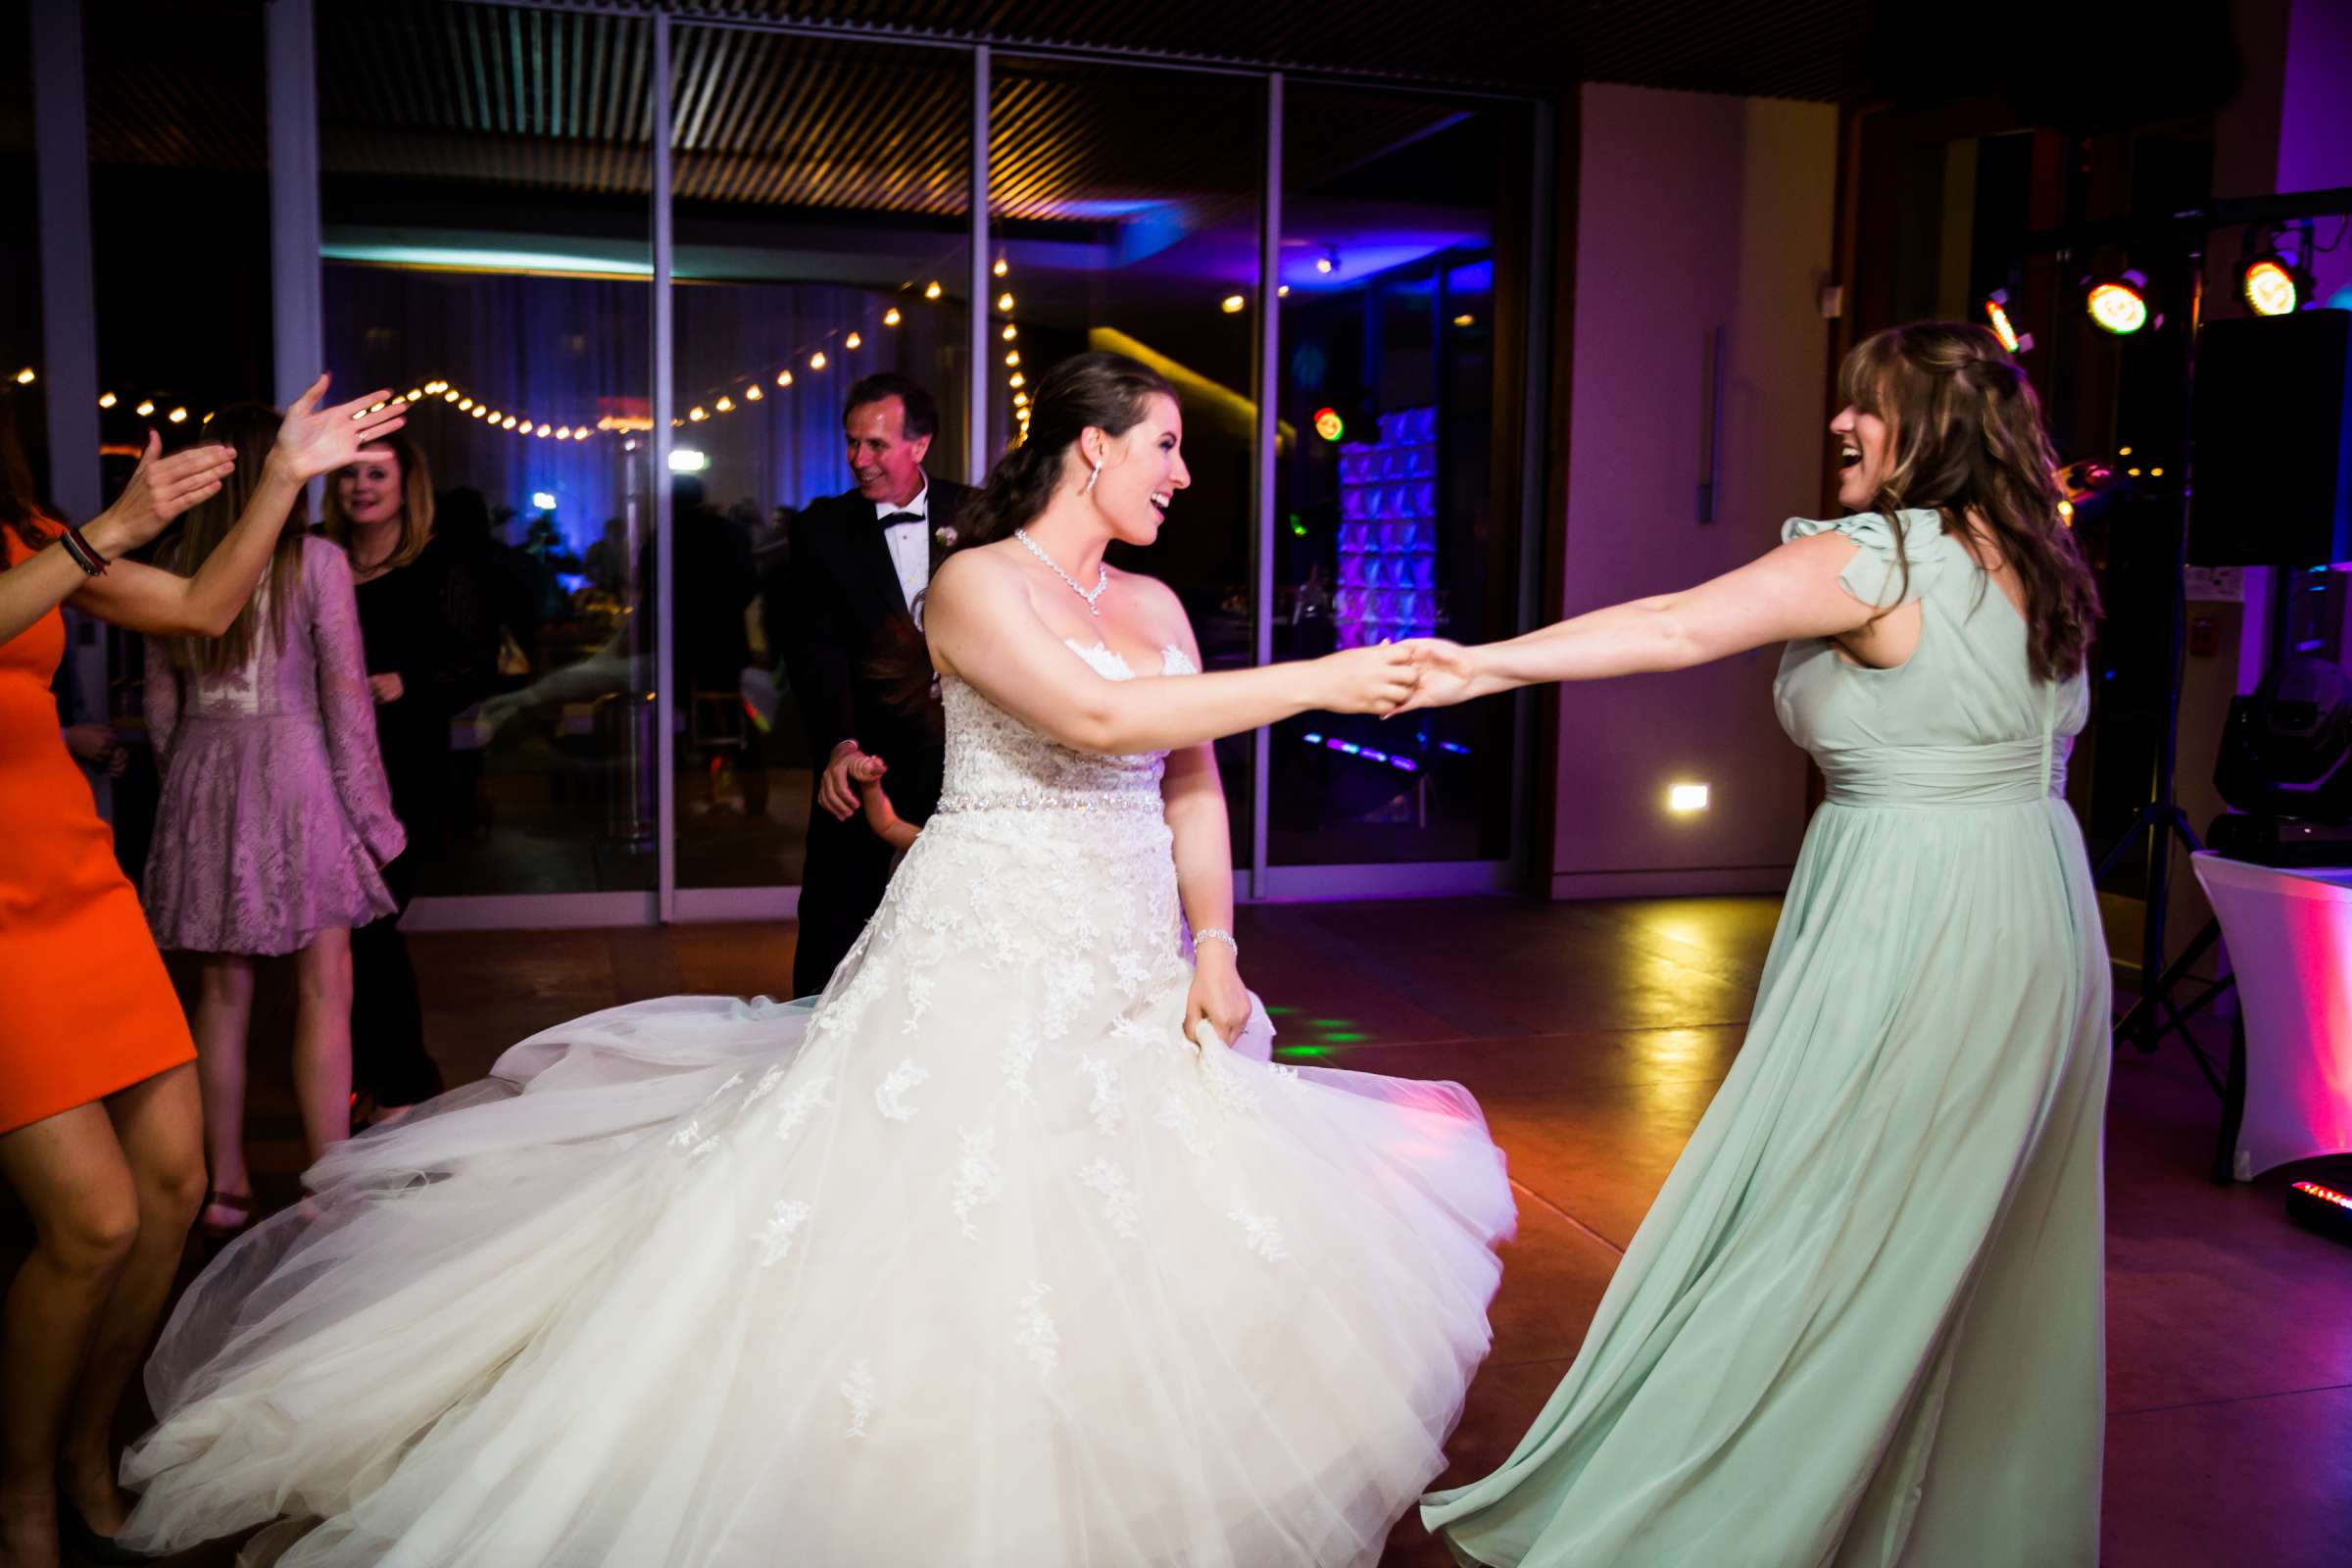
[1818, 736, 2071, 809]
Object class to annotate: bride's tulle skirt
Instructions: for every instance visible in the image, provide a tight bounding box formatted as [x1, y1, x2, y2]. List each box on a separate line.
[122, 976, 1515, 1567]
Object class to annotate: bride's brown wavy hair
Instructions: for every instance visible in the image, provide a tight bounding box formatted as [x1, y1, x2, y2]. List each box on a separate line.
[1841, 321, 2101, 683]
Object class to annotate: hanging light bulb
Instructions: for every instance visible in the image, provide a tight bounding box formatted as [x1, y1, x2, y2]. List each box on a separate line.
[846, 333, 862, 350]
[1008, 372, 1025, 388]
[167, 407, 188, 423]
[1004, 351, 1020, 367]
[689, 406, 708, 421]
[809, 352, 828, 371]
[715, 396, 735, 413]
[459, 397, 474, 411]
[503, 416, 517, 429]
[1221, 294, 1247, 314]
[745, 384, 763, 401]
[884, 308, 903, 326]
[925, 281, 943, 300]
[13, 368, 33, 385]
[1002, 324, 1017, 341]
[97, 392, 117, 409]
[134, 400, 156, 417]
[993, 258, 1009, 277]
[996, 292, 1015, 313]
[777, 370, 795, 388]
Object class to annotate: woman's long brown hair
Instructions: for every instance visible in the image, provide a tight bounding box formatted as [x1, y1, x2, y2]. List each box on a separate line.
[0, 393, 55, 564]
[159, 404, 309, 675]
[1840, 322, 2102, 683]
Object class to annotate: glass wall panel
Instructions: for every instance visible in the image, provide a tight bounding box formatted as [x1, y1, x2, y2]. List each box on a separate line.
[1272, 90, 1534, 865]
[0, 0, 40, 488]
[318, 0, 656, 896]
[84, 0, 273, 874]
[988, 57, 1263, 859]
[668, 28, 972, 890]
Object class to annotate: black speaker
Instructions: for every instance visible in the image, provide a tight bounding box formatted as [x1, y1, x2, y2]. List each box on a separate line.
[2188, 309, 2352, 566]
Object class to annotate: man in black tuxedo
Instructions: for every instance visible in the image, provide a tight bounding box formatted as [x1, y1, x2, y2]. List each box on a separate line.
[782, 372, 974, 996]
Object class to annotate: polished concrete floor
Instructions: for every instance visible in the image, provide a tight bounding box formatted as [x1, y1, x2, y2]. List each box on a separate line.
[54, 896, 2352, 1566]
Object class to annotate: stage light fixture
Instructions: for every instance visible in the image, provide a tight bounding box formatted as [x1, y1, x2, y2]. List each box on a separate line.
[1984, 291, 2021, 352]
[668, 448, 708, 473]
[532, 491, 557, 511]
[1314, 407, 1345, 442]
[2242, 255, 2301, 317]
[2087, 270, 2151, 335]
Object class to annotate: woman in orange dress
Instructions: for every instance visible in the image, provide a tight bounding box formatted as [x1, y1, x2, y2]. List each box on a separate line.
[0, 377, 405, 1568]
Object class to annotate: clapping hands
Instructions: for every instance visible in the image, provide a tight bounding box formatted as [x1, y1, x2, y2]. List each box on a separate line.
[273, 374, 410, 484]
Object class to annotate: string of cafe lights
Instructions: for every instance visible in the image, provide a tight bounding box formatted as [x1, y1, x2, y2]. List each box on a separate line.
[5, 263, 998, 447]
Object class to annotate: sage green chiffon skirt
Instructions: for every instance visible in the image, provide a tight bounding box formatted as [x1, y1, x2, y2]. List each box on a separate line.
[1425, 794, 2109, 1567]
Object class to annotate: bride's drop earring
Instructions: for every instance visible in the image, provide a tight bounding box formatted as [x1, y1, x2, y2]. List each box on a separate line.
[1083, 459, 1102, 495]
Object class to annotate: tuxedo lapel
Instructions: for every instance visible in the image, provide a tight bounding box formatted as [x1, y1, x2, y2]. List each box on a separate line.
[836, 496, 908, 629]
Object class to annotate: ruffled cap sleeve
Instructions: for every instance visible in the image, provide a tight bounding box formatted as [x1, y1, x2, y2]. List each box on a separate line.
[1780, 509, 1946, 609]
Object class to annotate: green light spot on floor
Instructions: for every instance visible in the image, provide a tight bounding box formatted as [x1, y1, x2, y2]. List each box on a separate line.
[1306, 1018, 1352, 1028]
[1275, 1045, 1336, 1057]
[1264, 1004, 1296, 1016]
[1320, 1031, 1370, 1044]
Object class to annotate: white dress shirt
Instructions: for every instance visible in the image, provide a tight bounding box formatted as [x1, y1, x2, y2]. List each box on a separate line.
[877, 480, 931, 613]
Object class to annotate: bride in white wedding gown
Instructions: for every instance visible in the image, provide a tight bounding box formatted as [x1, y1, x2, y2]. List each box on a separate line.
[120, 352, 1516, 1568]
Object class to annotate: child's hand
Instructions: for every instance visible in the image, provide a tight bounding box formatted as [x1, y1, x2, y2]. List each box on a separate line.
[848, 753, 889, 785]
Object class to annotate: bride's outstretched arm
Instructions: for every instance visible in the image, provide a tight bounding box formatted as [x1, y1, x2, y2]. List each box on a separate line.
[1158, 613, 1250, 1048]
[926, 550, 1418, 756]
[1400, 532, 1882, 706]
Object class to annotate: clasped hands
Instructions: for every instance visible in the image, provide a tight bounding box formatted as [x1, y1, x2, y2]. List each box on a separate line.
[1316, 637, 1482, 717]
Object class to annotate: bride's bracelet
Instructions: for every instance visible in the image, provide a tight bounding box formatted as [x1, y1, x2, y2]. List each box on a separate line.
[1193, 926, 1239, 959]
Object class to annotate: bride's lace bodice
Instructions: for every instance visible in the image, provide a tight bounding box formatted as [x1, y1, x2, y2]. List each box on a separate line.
[934, 641, 1198, 816]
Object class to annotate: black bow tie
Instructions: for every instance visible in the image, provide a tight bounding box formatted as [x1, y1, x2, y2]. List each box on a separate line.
[878, 511, 923, 528]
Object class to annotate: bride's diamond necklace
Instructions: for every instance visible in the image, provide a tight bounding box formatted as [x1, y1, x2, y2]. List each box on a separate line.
[1013, 528, 1108, 616]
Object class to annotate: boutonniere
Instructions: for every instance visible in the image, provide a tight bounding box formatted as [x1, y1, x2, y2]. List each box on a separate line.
[933, 524, 958, 551]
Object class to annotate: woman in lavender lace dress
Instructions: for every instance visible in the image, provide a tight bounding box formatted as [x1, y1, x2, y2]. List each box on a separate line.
[143, 405, 406, 1241]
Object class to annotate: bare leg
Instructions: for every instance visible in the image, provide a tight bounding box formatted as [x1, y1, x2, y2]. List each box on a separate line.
[191, 954, 255, 1230]
[0, 1103, 140, 1568]
[292, 928, 355, 1163]
[56, 1064, 206, 1541]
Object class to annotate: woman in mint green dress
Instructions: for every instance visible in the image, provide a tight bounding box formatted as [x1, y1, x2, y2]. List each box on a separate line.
[1407, 321, 2109, 1566]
